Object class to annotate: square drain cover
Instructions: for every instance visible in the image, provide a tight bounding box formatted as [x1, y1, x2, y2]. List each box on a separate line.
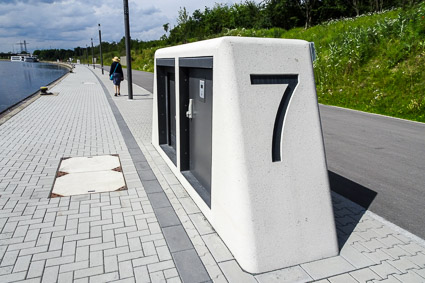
[51, 155, 126, 197]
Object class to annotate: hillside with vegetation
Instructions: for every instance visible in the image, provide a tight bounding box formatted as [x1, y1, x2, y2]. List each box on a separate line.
[35, 0, 425, 122]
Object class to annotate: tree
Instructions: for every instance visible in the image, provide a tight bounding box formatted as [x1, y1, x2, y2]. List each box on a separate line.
[295, 0, 317, 28]
[163, 23, 169, 34]
[177, 7, 190, 43]
[264, 0, 303, 29]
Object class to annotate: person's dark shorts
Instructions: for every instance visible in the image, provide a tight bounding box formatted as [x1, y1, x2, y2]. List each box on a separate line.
[113, 73, 122, 85]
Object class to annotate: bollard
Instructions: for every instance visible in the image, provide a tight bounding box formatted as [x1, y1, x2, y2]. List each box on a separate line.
[40, 86, 48, 95]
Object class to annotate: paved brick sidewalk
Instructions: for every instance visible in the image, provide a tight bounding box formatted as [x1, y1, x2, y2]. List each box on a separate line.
[0, 64, 424, 282]
[0, 66, 179, 283]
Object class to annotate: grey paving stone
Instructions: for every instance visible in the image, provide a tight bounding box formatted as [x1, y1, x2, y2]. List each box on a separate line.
[148, 260, 175, 274]
[349, 267, 382, 282]
[201, 233, 233, 263]
[76, 237, 102, 247]
[128, 237, 142, 252]
[178, 197, 201, 215]
[124, 216, 136, 227]
[165, 277, 182, 283]
[0, 265, 13, 276]
[117, 251, 145, 262]
[89, 250, 103, 267]
[129, 153, 147, 163]
[134, 162, 151, 171]
[133, 266, 150, 283]
[162, 225, 193, 253]
[142, 241, 156, 257]
[362, 249, 395, 264]
[41, 266, 59, 283]
[388, 256, 420, 272]
[394, 270, 425, 283]
[51, 229, 74, 238]
[156, 246, 172, 261]
[138, 169, 156, 181]
[148, 222, 161, 234]
[301, 256, 356, 280]
[13, 225, 29, 238]
[172, 249, 210, 283]
[45, 255, 75, 267]
[372, 275, 403, 283]
[115, 233, 129, 248]
[89, 241, 115, 252]
[16, 277, 42, 283]
[0, 271, 27, 282]
[57, 271, 73, 283]
[103, 246, 130, 257]
[114, 226, 137, 235]
[74, 265, 104, 279]
[48, 236, 64, 251]
[60, 260, 89, 273]
[89, 271, 119, 283]
[119, 260, 134, 279]
[370, 261, 402, 278]
[400, 243, 425, 255]
[32, 250, 62, 262]
[8, 240, 36, 251]
[328, 273, 359, 283]
[189, 213, 214, 235]
[408, 252, 425, 268]
[64, 233, 89, 243]
[164, 268, 179, 279]
[135, 218, 149, 231]
[255, 265, 312, 283]
[105, 256, 119, 273]
[19, 245, 49, 257]
[340, 245, 376, 269]
[1, 250, 19, 267]
[148, 192, 171, 209]
[155, 207, 181, 228]
[27, 260, 46, 279]
[414, 268, 425, 279]
[142, 180, 163, 194]
[13, 255, 32, 272]
[132, 255, 159, 267]
[150, 270, 166, 282]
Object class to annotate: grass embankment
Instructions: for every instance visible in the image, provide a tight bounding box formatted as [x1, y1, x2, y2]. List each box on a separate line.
[103, 3, 425, 122]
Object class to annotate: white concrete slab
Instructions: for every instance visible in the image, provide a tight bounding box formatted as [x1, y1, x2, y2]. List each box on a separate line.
[52, 155, 126, 197]
[59, 155, 121, 173]
[52, 171, 125, 197]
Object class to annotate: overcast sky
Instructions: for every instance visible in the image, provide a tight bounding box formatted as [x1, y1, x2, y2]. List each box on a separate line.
[0, 0, 262, 53]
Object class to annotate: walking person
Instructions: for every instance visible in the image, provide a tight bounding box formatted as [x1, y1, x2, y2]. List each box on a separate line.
[109, 56, 124, 96]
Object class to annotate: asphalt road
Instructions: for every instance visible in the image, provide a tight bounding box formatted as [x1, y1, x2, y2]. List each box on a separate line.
[320, 105, 425, 238]
[97, 65, 425, 239]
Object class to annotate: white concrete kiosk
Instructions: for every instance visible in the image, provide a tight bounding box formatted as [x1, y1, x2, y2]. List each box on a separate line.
[152, 36, 338, 273]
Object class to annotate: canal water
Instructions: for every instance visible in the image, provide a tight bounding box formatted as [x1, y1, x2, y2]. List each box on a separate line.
[0, 61, 68, 113]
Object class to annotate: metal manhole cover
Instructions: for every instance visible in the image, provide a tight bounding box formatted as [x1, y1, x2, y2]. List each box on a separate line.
[51, 155, 127, 197]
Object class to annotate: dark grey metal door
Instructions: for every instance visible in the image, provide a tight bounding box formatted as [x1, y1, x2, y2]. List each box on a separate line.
[167, 73, 176, 149]
[188, 68, 213, 196]
[157, 62, 176, 165]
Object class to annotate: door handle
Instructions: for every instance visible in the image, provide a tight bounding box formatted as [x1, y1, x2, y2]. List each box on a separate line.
[186, 99, 193, 119]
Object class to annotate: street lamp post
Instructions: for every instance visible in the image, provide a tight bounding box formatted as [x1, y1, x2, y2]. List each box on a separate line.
[123, 0, 133, 100]
[98, 24, 104, 75]
[91, 38, 95, 69]
[86, 44, 89, 66]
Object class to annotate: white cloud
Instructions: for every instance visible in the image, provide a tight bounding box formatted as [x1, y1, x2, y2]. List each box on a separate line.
[0, 0, 262, 52]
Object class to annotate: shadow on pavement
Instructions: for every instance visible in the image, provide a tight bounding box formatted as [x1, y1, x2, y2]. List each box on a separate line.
[329, 170, 377, 209]
[328, 170, 378, 249]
